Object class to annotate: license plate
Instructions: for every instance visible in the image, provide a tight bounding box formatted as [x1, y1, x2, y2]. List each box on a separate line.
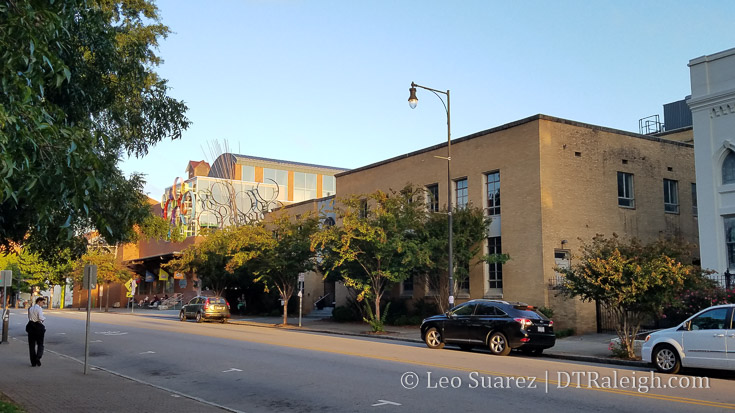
[538, 327, 545, 332]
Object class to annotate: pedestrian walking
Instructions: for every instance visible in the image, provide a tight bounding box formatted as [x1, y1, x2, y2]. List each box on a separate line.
[26, 296, 46, 367]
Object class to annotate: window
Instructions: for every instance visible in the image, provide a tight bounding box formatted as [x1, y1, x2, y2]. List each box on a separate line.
[664, 179, 679, 214]
[241, 165, 255, 182]
[617, 172, 635, 208]
[426, 184, 439, 213]
[455, 178, 468, 209]
[725, 216, 735, 270]
[723, 151, 735, 185]
[689, 308, 730, 330]
[475, 303, 500, 316]
[457, 275, 470, 294]
[450, 302, 476, 316]
[263, 168, 288, 201]
[692, 183, 697, 216]
[487, 237, 503, 290]
[323, 175, 336, 197]
[402, 276, 414, 297]
[294, 172, 317, 202]
[485, 171, 500, 215]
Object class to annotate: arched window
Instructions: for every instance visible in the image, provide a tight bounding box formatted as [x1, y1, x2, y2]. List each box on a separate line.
[723, 151, 735, 185]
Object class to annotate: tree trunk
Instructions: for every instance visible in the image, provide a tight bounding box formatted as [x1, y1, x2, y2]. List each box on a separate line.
[105, 281, 110, 312]
[374, 294, 381, 322]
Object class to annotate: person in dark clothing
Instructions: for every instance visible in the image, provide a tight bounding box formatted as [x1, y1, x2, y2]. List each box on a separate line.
[26, 296, 47, 367]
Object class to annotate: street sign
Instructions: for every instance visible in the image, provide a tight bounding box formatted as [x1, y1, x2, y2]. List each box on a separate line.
[298, 273, 305, 282]
[0, 270, 11, 287]
[126, 292, 133, 298]
[83, 265, 97, 290]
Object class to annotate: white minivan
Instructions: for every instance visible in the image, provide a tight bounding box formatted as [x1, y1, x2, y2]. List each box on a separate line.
[642, 304, 734, 374]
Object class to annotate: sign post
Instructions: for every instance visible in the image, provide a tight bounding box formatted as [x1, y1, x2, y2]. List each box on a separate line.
[298, 273, 305, 328]
[1, 270, 11, 344]
[83, 264, 97, 374]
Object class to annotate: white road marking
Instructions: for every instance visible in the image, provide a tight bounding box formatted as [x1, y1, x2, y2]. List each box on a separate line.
[95, 331, 128, 336]
[139, 351, 156, 354]
[222, 368, 243, 373]
[90, 340, 103, 343]
[57, 332, 66, 335]
[372, 400, 401, 407]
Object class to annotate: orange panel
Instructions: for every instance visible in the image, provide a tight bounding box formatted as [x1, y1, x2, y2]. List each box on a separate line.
[255, 167, 263, 183]
[288, 171, 294, 201]
[317, 174, 323, 197]
[234, 164, 242, 180]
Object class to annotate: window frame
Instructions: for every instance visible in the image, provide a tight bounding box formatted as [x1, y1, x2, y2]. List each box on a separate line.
[617, 171, 635, 208]
[455, 178, 468, 210]
[485, 171, 500, 215]
[663, 178, 679, 214]
[426, 184, 439, 213]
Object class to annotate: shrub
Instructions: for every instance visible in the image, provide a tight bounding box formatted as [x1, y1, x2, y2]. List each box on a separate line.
[538, 306, 554, 319]
[332, 305, 361, 322]
[555, 328, 575, 338]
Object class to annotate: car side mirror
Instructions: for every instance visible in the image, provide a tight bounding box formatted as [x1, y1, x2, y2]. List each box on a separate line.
[677, 321, 690, 331]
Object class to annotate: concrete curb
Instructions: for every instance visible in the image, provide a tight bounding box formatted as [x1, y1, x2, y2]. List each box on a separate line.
[225, 319, 648, 368]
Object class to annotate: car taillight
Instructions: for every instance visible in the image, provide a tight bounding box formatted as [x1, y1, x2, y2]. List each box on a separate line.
[515, 318, 533, 330]
[549, 320, 554, 327]
[644, 335, 651, 342]
[226, 300, 230, 309]
[204, 300, 209, 310]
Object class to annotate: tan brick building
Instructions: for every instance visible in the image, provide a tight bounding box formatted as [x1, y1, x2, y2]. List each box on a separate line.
[326, 114, 697, 333]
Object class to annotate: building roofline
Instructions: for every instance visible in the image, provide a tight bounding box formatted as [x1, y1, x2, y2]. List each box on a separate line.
[651, 125, 693, 139]
[230, 154, 348, 172]
[336, 114, 693, 178]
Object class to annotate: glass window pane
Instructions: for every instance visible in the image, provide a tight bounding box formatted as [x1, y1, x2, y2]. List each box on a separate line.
[723, 151, 735, 184]
[241, 166, 255, 182]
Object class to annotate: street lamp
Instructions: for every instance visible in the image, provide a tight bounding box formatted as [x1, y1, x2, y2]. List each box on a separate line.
[407, 81, 454, 309]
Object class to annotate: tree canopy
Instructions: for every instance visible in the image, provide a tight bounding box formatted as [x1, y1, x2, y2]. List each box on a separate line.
[0, 0, 189, 257]
[558, 234, 700, 358]
[312, 186, 431, 327]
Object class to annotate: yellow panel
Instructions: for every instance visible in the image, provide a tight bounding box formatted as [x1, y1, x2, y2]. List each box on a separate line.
[288, 170, 294, 201]
[317, 174, 323, 197]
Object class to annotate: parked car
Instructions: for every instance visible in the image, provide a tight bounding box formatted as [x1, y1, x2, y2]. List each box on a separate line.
[179, 296, 231, 323]
[420, 299, 556, 356]
[642, 304, 735, 374]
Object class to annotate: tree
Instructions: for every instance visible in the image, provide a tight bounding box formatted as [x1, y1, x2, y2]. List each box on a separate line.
[423, 203, 508, 313]
[558, 234, 696, 358]
[18, 247, 75, 309]
[231, 213, 320, 325]
[0, 0, 190, 257]
[164, 227, 242, 296]
[312, 186, 430, 331]
[73, 248, 133, 311]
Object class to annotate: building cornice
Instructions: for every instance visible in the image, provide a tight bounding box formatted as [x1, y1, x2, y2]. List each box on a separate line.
[336, 114, 693, 178]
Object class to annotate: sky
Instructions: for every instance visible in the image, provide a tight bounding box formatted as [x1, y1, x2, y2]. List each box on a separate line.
[121, 0, 735, 198]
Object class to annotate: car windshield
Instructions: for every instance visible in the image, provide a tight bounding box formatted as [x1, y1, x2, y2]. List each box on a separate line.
[208, 297, 226, 304]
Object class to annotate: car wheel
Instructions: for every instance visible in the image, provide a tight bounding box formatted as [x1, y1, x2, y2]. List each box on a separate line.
[220, 318, 227, 324]
[459, 344, 473, 352]
[424, 327, 445, 349]
[195, 312, 203, 323]
[179, 311, 186, 321]
[488, 332, 511, 356]
[653, 345, 681, 374]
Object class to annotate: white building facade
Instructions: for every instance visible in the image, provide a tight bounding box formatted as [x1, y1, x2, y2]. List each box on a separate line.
[689, 47, 735, 275]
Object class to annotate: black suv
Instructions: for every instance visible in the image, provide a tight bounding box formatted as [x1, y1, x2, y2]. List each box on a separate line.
[420, 299, 555, 356]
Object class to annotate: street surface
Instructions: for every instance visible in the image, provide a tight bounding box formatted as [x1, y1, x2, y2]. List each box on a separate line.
[5, 310, 735, 412]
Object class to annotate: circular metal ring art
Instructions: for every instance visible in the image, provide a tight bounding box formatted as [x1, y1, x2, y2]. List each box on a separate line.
[162, 177, 282, 237]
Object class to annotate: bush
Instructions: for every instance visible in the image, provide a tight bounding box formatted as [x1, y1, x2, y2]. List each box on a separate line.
[555, 328, 575, 338]
[538, 306, 554, 319]
[332, 305, 361, 322]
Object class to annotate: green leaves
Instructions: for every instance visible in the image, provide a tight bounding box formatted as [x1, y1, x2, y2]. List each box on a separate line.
[0, 0, 189, 256]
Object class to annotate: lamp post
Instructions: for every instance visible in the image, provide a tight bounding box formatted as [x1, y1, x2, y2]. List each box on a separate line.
[407, 81, 454, 309]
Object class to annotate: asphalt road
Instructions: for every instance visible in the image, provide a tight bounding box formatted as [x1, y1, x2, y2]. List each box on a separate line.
[11, 311, 735, 413]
